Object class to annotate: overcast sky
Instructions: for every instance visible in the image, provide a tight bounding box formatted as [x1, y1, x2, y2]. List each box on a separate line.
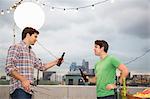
[0, 0, 149, 76]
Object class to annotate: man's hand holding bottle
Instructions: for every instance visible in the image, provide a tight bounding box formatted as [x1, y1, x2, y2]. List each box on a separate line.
[79, 68, 89, 82]
[57, 52, 65, 66]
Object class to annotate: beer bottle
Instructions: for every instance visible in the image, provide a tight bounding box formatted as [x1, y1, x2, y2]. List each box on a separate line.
[57, 52, 65, 66]
[121, 78, 127, 99]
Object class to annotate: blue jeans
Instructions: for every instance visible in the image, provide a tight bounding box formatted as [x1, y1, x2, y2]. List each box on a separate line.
[10, 88, 32, 99]
[97, 95, 116, 99]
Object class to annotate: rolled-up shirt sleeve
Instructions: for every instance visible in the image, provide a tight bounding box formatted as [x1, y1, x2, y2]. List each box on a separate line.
[34, 57, 46, 71]
[5, 45, 19, 76]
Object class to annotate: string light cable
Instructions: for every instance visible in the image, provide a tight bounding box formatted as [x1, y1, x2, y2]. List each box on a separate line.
[37, 41, 58, 59]
[38, 0, 110, 11]
[125, 48, 150, 65]
[36, 41, 70, 65]
[1, 0, 111, 15]
[0, 58, 6, 62]
[0, 0, 24, 15]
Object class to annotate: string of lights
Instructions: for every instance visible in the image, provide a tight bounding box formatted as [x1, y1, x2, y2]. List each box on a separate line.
[0, 0, 23, 15]
[39, 0, 110, 11]
[37, 41, 58, 59]
[0, 47, 150, 65]
[34, 41, 150, 65]
[0, 0, 111, 16]
[125, 48, 150, 65]
[0, 58, 6, 62]
[37, 41, 71, 65]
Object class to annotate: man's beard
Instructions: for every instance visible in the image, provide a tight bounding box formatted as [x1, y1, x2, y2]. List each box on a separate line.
[31, 42, 35, 45]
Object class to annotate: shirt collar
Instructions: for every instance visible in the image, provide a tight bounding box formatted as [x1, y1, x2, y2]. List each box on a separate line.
[20, 41, 29, 48]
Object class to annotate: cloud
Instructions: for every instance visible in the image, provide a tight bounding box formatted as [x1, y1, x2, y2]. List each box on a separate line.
[0, 0, 150, 76]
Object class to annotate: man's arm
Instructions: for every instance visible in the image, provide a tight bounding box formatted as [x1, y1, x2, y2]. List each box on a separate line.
[34, 58, 62, 71]
[44, 59, 59, 71]
[11, 70, 31, 92]
[106, 64, 128, 90]
[118, 64, 129, 84]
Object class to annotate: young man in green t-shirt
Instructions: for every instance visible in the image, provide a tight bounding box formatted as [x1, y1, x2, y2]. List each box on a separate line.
[87, 40, 129, 99]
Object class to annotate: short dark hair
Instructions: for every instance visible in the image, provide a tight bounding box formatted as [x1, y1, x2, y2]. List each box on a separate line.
[22, 27, 39, 40]
[95, 40, 109, 53]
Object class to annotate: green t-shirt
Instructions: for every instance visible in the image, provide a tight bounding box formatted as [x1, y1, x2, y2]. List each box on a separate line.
[94, 55, 121, 97]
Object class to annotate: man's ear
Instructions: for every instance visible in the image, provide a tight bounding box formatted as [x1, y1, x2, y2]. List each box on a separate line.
[101, 46, 104, 50]
[26, 33, 30, 37]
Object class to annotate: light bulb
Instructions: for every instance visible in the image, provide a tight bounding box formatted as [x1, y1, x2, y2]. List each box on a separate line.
[14, 2, 45, 30]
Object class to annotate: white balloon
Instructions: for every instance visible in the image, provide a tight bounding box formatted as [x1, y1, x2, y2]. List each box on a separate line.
[14, 2, 45, 30]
